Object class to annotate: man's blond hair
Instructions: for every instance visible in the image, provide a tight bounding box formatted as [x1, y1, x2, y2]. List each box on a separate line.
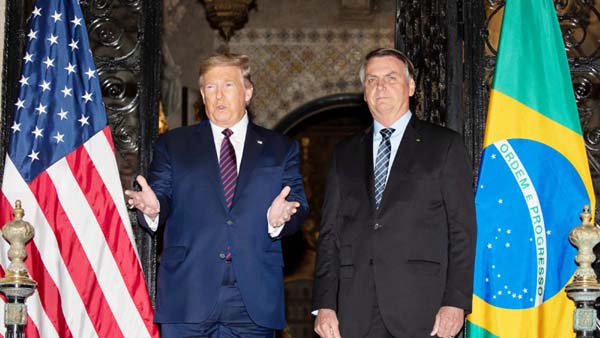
[198, 53, 253, 88]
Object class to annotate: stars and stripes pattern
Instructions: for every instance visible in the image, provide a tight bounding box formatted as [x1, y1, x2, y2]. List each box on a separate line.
[374, 128, 394, 209]
[219, 128, 238, 209]
[0, 1, 158, 337]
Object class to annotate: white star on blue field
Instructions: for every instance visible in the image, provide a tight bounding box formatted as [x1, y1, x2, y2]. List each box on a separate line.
[473, 139, 588, 309]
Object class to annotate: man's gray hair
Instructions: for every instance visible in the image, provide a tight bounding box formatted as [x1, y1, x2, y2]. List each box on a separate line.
[359, 48, 415, 84]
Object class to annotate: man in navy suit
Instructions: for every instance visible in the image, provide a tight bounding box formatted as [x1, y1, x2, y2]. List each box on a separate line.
[125, 53, 309, 338]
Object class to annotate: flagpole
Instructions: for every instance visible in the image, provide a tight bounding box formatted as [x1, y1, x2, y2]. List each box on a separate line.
[0, 200, 37, 338]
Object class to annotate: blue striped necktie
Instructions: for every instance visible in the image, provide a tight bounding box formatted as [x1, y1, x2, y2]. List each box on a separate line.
[219, 128, 237, 209]
[374, 128, 395, 209]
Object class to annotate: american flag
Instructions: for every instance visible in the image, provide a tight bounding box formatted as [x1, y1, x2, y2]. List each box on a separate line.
[0, 0, 159, 337]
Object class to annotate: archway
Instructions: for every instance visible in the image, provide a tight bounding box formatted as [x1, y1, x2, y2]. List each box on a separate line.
[273, 93, 372, 338]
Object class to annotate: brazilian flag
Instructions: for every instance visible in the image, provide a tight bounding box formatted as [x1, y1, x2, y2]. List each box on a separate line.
[466, 0, 595, 337]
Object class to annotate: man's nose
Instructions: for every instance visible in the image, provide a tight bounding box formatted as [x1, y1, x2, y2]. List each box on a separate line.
[375, 79, 386, 91]
[216, 86, 223, 99]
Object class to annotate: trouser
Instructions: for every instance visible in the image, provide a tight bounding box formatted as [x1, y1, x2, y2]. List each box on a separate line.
[161, 264, 276, 338]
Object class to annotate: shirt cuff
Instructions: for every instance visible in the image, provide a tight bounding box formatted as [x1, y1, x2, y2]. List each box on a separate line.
[267, 207, 285, 238]
[144, 213, 159, 231]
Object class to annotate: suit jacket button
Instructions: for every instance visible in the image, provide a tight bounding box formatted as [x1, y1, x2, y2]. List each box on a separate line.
[219, 253, 226, 260]
[226, 220, 234, 225]
[374, 223, 382, 230]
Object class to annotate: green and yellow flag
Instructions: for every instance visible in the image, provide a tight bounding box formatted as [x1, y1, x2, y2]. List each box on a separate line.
[466, 0, 595, 337]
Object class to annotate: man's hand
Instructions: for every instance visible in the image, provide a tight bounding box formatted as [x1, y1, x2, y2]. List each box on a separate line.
[430, 306, 464, 338]
[124, 175, 160, 220]
[268, 186, 300, 227]
[314, 309, 342, 338]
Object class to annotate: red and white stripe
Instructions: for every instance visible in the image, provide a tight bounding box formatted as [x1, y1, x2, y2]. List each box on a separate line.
[0, 127, 158, 338]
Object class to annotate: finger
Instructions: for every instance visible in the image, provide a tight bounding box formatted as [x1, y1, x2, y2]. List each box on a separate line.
[124, 189, 136, 197]
[315, 323, 329, 338]
[332, 324, 342, 338]
[430, 316, 440, 336]
[314, 323, 324, 337]
[437, 320, 451, 337]
[277, 186, 291, 200]
[287, 200, 301, 208]
[136, 175, 151, 191]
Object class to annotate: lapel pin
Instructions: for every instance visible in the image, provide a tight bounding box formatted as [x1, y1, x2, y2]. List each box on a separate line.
[416, 138, 421, 143]
[257, 140, 263, 144]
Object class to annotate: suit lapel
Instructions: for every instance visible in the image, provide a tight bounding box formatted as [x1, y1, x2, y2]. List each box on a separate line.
[196, 121, 230, 212]
[233, 123, 264, 208]
[362, 127, 375, 211]
[379, 115, 421, 207]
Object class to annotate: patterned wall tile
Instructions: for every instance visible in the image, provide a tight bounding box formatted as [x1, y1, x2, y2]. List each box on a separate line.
[220, 28, 394, 128]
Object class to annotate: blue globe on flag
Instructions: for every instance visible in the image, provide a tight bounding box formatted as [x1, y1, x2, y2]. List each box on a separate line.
[473, 138, 588, 309]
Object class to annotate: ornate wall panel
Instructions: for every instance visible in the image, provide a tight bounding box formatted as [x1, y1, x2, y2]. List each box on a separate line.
[222, 28, 394, 128]
[396, 0, 449, 126]
[0, 1, 29, 188]
[79, 0, 162, 300]
[395, 0, 486, 171]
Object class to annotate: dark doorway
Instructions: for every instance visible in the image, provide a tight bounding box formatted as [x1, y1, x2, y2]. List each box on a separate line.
[273, 93, 372, 338]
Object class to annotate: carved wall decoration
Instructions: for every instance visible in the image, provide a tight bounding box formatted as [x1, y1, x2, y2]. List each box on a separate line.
[222, 28, 394, 128]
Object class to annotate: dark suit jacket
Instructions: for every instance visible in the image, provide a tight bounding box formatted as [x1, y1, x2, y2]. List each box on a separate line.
[140, 120, 308, 329]
[313, 115, 476, 338]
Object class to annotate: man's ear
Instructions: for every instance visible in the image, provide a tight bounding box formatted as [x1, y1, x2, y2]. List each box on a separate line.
[199, 88, 207, 104]
[245, 84, 254, 104]
[408, 78, 416, 97]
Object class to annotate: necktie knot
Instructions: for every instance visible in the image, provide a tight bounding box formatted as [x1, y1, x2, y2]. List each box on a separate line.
[380, 128, 395, 140]
[222, 128, 233, 138]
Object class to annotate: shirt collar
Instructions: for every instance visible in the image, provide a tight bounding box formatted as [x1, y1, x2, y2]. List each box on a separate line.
[209, 112, 249, 141]
[373, 111, 412, 139]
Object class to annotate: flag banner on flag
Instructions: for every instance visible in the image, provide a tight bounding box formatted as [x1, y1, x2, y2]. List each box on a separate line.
[0, 0, 159, 337]
[466, 0, 595, 337]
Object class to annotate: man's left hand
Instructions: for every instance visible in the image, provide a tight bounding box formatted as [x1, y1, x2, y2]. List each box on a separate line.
[430, 306, 464, 338]
[268, 186, 300, 227]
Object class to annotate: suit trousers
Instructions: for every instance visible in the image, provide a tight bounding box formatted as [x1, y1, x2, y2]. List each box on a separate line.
[160, 263, 276, 338]
[365, 265, 395, 338]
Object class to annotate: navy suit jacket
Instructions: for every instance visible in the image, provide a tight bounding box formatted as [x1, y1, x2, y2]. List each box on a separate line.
[140, 120, 308, 329]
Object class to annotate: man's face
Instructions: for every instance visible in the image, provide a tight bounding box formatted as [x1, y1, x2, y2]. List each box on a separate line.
[200, 65, 253, 128]
[363, 56, 415, 124]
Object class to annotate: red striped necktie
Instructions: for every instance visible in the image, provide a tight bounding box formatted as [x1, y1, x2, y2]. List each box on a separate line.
[219, 128, 237, 209]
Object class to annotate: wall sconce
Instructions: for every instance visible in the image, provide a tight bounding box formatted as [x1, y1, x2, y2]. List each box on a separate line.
[201, 0, 256, 42]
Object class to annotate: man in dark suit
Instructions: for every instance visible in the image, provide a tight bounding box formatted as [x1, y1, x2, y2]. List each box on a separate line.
[125, 53, 308, 338]
[312, 48, 476, 338]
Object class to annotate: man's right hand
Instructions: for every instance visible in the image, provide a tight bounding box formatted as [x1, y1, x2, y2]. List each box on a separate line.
[314, 308, 342, 338]
[124, 175, 160, 220]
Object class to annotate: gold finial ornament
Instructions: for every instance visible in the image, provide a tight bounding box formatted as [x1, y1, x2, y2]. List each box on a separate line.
[0, 200, 37, 334]
[568, 205, 600, 286]
[0, 200, 36, 285]
[566, 205, 600, 335]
